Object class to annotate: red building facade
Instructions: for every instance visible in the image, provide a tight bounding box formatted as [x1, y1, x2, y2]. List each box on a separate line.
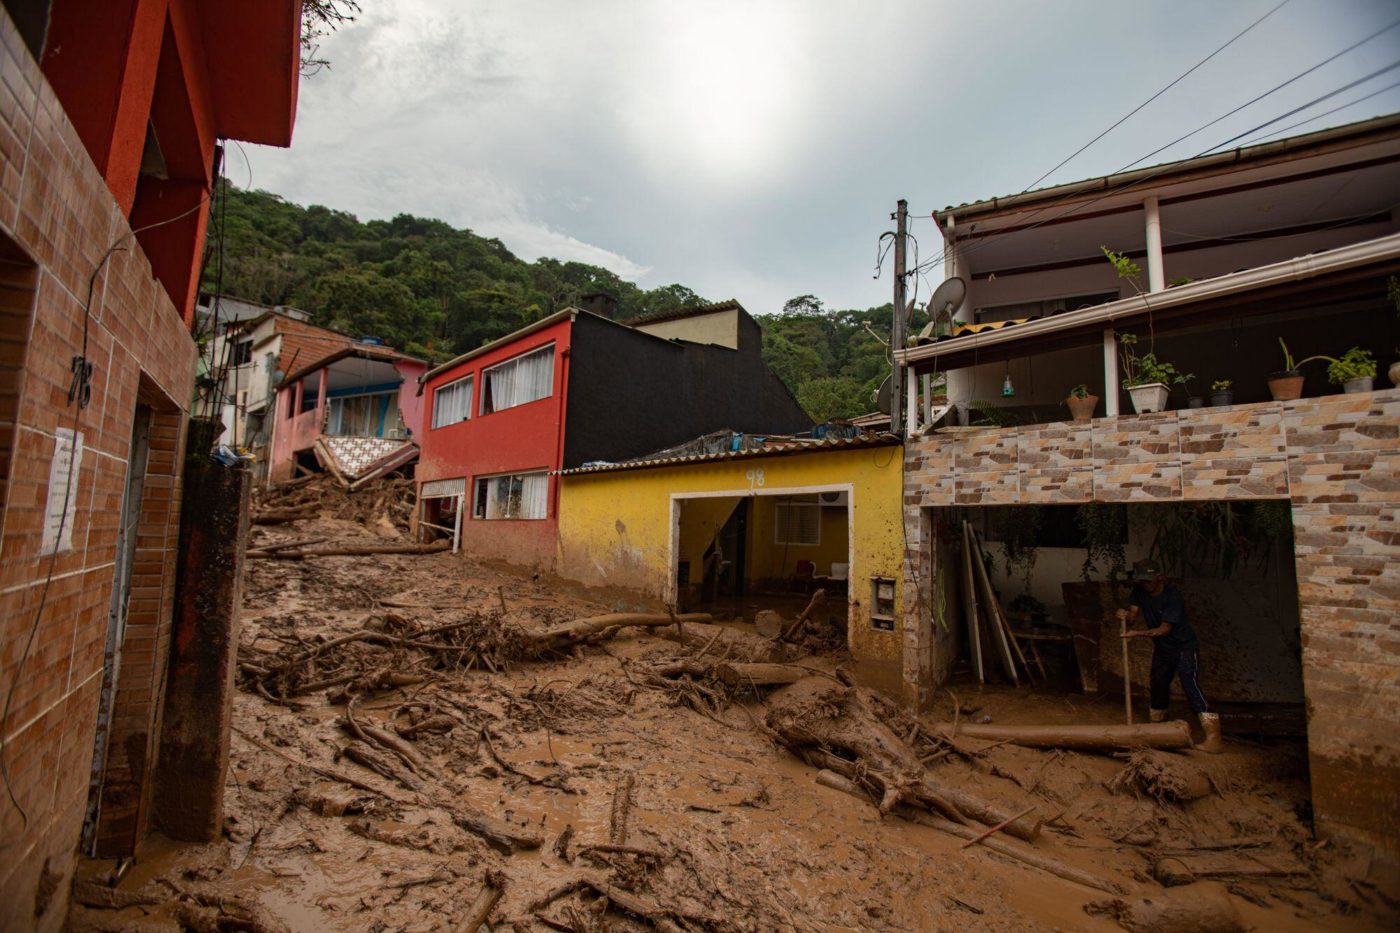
[0, 2, 300, 927]
[415, 304, 813, 569]
[418, 315, 573, 567]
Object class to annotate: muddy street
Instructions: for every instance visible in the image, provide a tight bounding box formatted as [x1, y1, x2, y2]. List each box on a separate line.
[66, 479, 1392, 931]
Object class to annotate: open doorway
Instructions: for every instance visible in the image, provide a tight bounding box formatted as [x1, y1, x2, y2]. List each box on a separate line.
[673, 490, 853, 626]
[936, 499, 1305, 737]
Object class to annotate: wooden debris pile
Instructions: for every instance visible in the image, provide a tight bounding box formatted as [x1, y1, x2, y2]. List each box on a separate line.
[764, 676, 1126, 894]
[252, 472, 416, 533]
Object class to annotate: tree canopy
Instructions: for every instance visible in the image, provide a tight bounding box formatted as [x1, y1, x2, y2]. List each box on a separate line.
[204, 182, 893, 421]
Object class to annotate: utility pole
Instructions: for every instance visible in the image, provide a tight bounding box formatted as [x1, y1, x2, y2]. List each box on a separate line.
[891, 199, 908, 437]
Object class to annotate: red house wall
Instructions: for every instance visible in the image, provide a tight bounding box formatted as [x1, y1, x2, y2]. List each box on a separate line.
[418, 319, 573, 569]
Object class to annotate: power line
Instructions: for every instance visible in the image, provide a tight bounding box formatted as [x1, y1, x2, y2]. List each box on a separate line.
[910, 19, 1400, 279]
[1021, 0, 1293, 194]
[1228, 76, 1400, 148]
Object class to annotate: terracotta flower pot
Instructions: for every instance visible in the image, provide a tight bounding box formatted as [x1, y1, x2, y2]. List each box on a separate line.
[1389, 361, 1400, 387]
[1065, 394, 1098, 422]
[1267, 371, 1304, 401]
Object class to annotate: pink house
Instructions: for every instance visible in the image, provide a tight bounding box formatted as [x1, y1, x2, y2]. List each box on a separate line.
[268, 342, 427, 484]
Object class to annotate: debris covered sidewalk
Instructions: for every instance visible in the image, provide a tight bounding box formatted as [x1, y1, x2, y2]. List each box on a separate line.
[68, 478, 1392, 931]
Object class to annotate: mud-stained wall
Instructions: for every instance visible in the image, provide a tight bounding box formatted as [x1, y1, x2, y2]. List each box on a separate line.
[903, 390, 1400, 855]
[557, 443, 905, 667]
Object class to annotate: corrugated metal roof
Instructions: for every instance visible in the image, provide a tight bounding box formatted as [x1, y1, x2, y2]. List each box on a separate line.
[555, 432, 901, 477]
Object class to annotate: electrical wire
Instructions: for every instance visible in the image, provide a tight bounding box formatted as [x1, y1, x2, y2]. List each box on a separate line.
[1226, 76, 1400, 148]
[1020, 0, 1293, 194]
[0, 186, 213, 838]
[909, 17, 1400, 279]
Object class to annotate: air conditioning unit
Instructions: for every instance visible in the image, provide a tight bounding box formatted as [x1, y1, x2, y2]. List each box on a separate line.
[818, 490, 849, 508]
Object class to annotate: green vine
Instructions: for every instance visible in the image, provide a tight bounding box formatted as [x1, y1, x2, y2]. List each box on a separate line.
[1076, 503, 1126, 581]
[998, 506, 1042, 593]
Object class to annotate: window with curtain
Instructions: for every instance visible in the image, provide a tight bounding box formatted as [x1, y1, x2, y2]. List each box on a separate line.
[774, 496, 821, 546]
[327, 392, 399, 437]
[480, 345, 554, 415]
[432, 375, 473, 429]
[473, 471, 549, 520]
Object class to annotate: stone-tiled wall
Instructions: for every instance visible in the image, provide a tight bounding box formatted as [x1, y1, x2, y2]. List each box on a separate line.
[0, 11, 197, 928]
[903, 389, 1400, 852]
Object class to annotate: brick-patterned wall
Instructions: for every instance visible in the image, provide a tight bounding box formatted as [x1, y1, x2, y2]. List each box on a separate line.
[0, 9, 197, 929]
[902, 390, 1400, 853]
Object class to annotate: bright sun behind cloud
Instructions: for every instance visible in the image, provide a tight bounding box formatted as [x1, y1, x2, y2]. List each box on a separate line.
[622, 2, 812, 189]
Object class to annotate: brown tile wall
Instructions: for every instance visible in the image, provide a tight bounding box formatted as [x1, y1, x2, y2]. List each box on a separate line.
[0, 9, 196, 929]
[902, 390, 1400, 854]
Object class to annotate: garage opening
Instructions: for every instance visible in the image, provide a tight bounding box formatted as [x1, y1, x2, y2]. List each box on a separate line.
[931, 499, 1305, 738]
[673, 490, 852, 629]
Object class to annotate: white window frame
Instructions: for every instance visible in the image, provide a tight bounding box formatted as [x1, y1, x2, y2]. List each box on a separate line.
[774, 495, 821, 546]
[480, 344, 554, 415]
[473, 470, 549, 521]
[432, 375, 474, 429]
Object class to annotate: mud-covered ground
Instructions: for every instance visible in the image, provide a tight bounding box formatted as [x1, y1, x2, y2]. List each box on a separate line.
[68, 482, 1397, 931]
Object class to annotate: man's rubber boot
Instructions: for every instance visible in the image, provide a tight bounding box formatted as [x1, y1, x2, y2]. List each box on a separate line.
[1149, 708, 1168, 723]
[1197, 712, 1223, 754]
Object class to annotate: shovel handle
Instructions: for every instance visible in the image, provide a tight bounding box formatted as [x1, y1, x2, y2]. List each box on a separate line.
[1120, 617, 1133, 725]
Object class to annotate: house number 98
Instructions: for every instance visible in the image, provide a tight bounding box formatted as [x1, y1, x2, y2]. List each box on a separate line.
[745, 468, 765, 489]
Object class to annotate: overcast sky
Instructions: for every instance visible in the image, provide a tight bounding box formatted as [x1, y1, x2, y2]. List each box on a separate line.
[242, 0, 1400, 315]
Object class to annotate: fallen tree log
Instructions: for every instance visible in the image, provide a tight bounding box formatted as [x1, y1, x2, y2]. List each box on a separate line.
[248, 541, 452, 560]
[934, 720, 1194, 750]
[455, 871, 507, 933]
[769, 679, 1041, 841]
[1085, 882, 1243, 931]
[656, 620, 789, 661]
[815, 769, 1121, 894]
[453, 808, 544, 855]
[1153, 853, 1306, 886]
[524, 612, 712, 655]
[714, 662, 812, 688]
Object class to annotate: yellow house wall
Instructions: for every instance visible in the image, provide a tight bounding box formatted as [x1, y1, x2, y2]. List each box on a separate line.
[743, 496, 849, 583]
[557, 445, 904, 667]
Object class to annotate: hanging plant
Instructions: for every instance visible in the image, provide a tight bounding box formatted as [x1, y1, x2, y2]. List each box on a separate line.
[998, 506, 1042, 593]
[1076, 503, 1126, 581]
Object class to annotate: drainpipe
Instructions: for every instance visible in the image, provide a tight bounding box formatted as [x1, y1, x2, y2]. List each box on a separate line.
[1144, 196, 1165, 293]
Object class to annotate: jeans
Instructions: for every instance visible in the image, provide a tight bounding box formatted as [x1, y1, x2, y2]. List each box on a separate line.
[1149, 643, 1209, 714]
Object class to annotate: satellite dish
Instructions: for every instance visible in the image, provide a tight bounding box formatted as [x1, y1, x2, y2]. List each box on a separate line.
[875, 374, 892, 415]
[926, 276, 967, 336]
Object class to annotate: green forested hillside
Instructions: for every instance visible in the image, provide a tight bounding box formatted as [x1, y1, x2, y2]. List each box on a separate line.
[206, 182, 893, 421]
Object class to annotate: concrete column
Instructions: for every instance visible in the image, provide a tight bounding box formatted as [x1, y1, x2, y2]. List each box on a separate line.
[1103, 329, 1120, 417]
[906, 367, 919, 435]
[1144, 196, 1165, 293]
[154, 421, 252, 842]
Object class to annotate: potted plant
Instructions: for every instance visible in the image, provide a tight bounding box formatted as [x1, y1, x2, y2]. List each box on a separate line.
[1065, 383, 1098, 422]
[1269, 339, 1306, 401]
[1327, 347, 1376, 393]
[1209, 379, 1233, 407]
[1183, 376, 1205, 409]
[1118, 334, 1189, 413]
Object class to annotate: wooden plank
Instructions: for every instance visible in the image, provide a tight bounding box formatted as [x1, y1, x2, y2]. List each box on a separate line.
[969, 523, 1034, 683]
[965, 521, 1018, 685]
[959, 521, 984, 683]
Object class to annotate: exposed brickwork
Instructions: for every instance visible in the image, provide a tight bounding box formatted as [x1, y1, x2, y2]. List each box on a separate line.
[903, 389, 1400, 853]
[0, 9, 195, 929]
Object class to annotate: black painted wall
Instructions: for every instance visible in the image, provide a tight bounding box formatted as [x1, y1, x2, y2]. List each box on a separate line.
[562, 311, 811, 469]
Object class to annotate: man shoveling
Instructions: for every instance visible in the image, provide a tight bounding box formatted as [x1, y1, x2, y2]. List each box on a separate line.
[1117, 560, 1222, 754]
